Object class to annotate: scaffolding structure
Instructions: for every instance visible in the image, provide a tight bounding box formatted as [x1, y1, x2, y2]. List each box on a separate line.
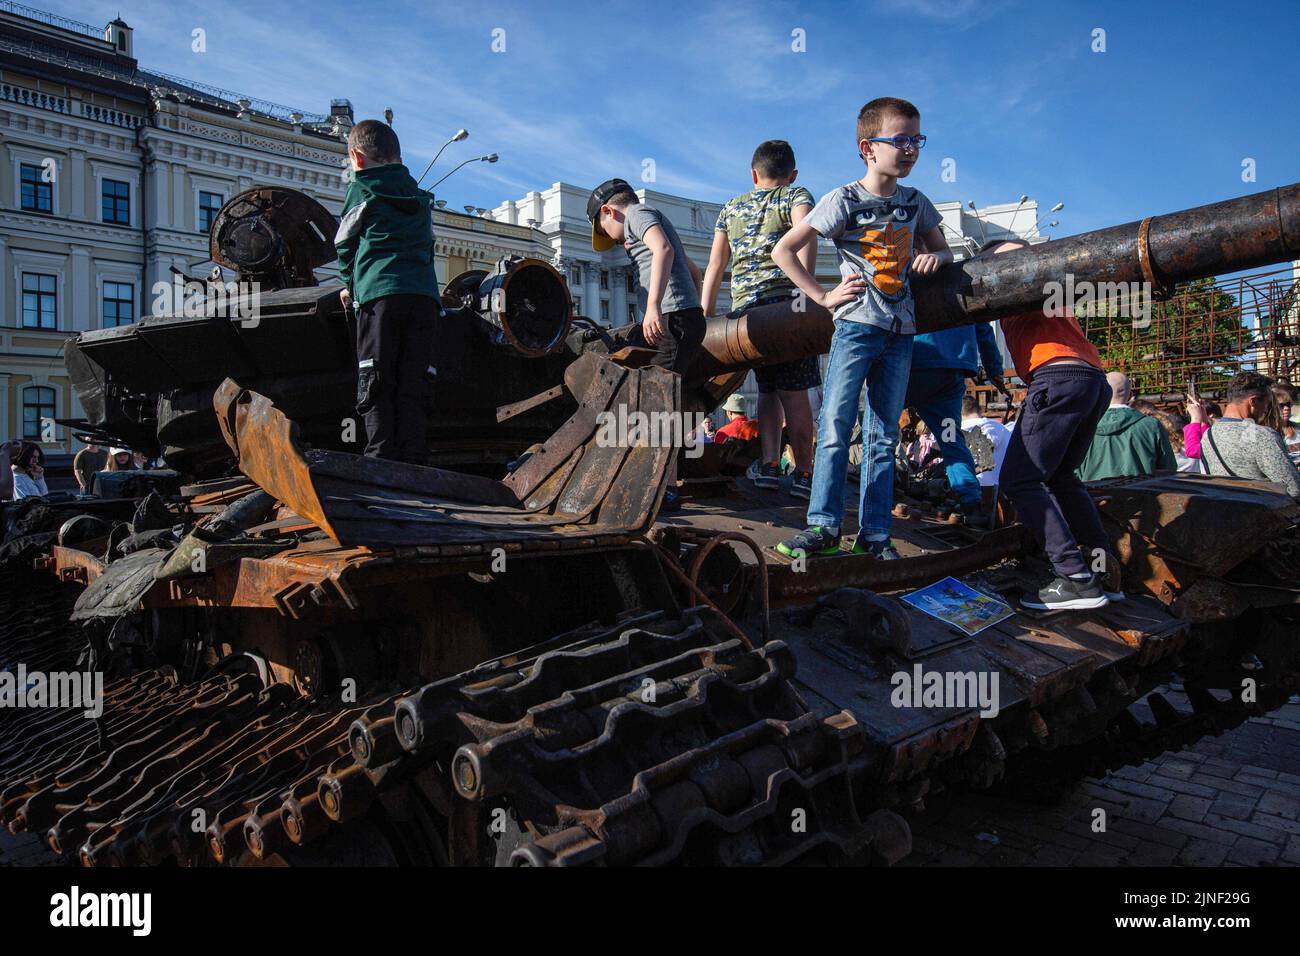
[1078, 264, 1300, 399]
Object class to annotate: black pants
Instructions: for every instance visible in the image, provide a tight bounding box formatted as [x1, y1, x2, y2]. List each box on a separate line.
[628, 306, 706, 375]
[1000, 363, 1112, 577]
[355, 293, 437, 464]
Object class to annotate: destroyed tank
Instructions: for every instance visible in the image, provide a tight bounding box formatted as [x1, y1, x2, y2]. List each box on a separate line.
[2, 183, 1299, 867]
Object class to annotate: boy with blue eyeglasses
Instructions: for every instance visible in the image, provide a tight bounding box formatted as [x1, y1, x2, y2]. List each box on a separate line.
[773, 97, 952, 560]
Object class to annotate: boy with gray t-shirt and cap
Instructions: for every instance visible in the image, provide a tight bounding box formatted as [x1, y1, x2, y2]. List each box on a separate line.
[588, 178, 705, 506]
[587, 178, 704, 374]
[773, 97, 952, 560]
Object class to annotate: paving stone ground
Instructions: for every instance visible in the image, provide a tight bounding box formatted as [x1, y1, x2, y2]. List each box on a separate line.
[905, 699, 1300, 867]
[0, 828, 59, 867]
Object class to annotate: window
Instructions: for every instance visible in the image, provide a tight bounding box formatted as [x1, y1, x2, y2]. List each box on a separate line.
[198, 191, 223, 233]
[628, 305, 638, 323]
[22, 386, 56, 441]
[570, 267, 581, 286]
[102, 282, 134, 327]
[102, 179, 130, 224]
[599, 270, 609, 290]
[626, 272, 635, 293]
[22, 273, 57, 329]
[20, 163, 52, 213]
[601, 301, 610, 323]
[573, 296, 583, 315]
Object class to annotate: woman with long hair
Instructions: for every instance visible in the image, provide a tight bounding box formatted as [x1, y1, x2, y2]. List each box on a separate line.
[106, 447, 136, 472]
[1151, 408, 1198, 473]
[1271, 384, 1300, 467]
[9, 442, 48, 499]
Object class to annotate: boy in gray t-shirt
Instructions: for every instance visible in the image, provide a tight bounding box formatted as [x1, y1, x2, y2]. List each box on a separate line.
[803, 182, 942, 335]
[772, 97, 953, 561]
[587, 178, 705, 508]
[587, 178, 704, 374]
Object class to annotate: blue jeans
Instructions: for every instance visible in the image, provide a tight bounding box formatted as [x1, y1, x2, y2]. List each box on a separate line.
[904, 368, 981, 508]
[807, 320, 913, 538]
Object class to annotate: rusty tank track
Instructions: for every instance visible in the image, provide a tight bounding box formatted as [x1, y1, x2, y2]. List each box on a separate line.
[3, 566, 1298, 865]
[0, 574, 908, 866]
[355, 608, 907, 866]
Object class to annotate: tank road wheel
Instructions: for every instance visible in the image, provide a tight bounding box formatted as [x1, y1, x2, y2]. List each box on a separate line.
[3, 603, 900, 868]
[239, 818, 403, 867]
[369, 608, 902, 866]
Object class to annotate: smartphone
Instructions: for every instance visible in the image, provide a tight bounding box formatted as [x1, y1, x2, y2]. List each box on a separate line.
[1187, 378, 1199, 401]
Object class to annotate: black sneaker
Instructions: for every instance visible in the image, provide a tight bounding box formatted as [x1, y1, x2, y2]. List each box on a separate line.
[851, 537, 901, 560]
[1020, 574, 1108, 611]
[790, 470, 812, 500]
[753, 461, 782, 489]
[777, 525, 840, 558]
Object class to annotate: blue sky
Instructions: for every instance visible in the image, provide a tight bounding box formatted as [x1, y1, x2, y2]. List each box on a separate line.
[62, 0, 1300, 236]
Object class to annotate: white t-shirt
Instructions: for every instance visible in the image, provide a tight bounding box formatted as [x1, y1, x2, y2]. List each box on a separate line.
[962, 416, 1012, 487]
[11, 470, 48, 499]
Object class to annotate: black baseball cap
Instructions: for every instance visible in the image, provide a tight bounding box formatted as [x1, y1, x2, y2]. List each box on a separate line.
[587, 178, 636, 251]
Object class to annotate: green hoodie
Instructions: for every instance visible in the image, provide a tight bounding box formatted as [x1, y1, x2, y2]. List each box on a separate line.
[334, 163, 440, 307]
[1077, 405, 1176, 481]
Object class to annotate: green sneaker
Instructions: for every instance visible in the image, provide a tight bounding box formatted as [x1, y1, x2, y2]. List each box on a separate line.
[777, 525, 841, 558]
[851, 537, 901, 560]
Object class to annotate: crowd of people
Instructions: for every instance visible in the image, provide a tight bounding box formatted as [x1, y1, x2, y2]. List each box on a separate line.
[6, 98, 1298, 616]
[2, 439, 147, 502]
[591, 95, 1299, 612]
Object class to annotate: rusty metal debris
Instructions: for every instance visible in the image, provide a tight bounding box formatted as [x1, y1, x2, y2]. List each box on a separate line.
[5, 183, 1300, 868]
[210, 351, 675, 548]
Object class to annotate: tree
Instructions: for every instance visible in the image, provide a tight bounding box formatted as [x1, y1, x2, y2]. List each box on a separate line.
[1079, 277, 1244, 395]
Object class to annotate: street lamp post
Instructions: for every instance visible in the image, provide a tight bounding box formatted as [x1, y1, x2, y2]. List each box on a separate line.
[965, 200, 990, 246]
[1028, 202, 1065, 240]
[429, 153, 498, 192]
[1005, 195, 1031, 237]
[415, 128, 469, 188]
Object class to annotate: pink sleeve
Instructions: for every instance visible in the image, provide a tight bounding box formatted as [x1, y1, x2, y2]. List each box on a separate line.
[1183, 422, 1208, 458]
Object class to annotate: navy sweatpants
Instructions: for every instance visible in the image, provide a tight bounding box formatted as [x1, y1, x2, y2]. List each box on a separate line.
[999, 363, 1112, 577]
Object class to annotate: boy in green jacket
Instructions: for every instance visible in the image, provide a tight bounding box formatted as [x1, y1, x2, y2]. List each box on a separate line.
[335, 120, 441, 464]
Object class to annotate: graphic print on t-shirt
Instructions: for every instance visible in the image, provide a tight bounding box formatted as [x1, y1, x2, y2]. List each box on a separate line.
[803, 182, 941, 333]
[859, 220, 913, 296]
[848, 200, 921, 300]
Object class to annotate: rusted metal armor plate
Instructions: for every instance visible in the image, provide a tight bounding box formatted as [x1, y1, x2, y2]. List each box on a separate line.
[213, 353, 677, 549]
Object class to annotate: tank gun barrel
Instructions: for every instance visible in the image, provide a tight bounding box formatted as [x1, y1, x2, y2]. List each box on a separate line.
[689, 182, 1300, 379]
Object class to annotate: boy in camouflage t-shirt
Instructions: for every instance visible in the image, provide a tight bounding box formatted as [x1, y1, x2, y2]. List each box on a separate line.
[702, 140, 820, 500]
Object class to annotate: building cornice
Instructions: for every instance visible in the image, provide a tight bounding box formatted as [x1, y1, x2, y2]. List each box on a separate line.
[141, 130, 345, 191]
[0, 104, 140, 155]
[0, 209, 142, 247]
[147, 102, 346, 169]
